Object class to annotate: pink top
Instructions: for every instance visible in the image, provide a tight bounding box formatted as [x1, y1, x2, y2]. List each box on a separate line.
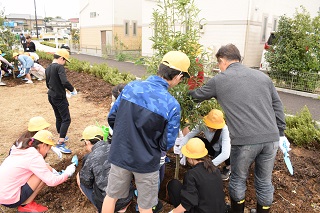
[0, 146, 68, 204]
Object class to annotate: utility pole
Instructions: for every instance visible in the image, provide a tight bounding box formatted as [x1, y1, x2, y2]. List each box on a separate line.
[34, 0, 39, 38]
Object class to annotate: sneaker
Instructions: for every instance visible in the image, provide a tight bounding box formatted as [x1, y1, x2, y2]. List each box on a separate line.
[17, 73, 25, 78]
[152, 201, 163, 213]
[22, 78, 29, 81]
[221, 166, 231, 181]
[32, 76, 37, 80]
[0, 81, 6, 86]
[37, 78, 43, 81]
[4, 73, 10, 77]
[25, 80, 34, 84]
[56, 143, 72, 154]
[64, 136, 69, 142]
[17, 201, 48, 212]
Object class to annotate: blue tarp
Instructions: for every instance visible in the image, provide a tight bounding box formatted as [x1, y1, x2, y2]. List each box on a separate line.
[3, 21, 15, 27]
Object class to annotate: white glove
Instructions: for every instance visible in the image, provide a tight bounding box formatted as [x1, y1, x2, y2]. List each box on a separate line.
[70, 88, 77, 96]
[52, 168, 60, 176]
[160, 155, 166, 166]
[66, 92, 72, 98]
[174, 137, 183, 155]
[64, 164, 76, 177]
[279, 136, 291, 154]
[51, 146, 62, 159]
[168, 210, 173, 213]
[180, 155, 186, 166]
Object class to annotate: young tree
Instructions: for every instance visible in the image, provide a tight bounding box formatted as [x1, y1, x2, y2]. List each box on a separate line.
[146, 0, 220, 129]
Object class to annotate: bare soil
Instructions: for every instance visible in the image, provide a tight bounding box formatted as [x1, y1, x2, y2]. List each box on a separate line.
[0, 59, 319, 213]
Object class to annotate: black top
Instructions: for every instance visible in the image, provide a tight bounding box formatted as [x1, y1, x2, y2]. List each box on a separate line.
[23, 41, 36, 52]
[45, 63, 74, 99]
[181, 163, 225, 213]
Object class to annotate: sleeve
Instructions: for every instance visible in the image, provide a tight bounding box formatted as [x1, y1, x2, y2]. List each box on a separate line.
[180, 171, 199, 211]
[31, 42, 36, 52]
[180, 126, 201, 146]
[108, 91, 122, 129]
[79, 155, 94, 189]
[19, 57, 27, 68]
[57, 65, 74, 92]
[0, 56, 11, 66]
[188, 77, 217, 102]
[270, 82, 286, 136]
[29, 154, 68, 186]
[166, 104, 181, 150]
[212, 126, 231, 166]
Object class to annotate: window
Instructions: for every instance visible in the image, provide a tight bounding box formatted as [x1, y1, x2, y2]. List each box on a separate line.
[125, 21, 129, 36]
[90, 12, 96, 18]
[261, 16, 268, 42]
[132, 21, 137, 36]
[273, 18, 278, 31]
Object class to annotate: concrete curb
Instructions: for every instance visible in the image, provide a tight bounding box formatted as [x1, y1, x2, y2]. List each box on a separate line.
[276, 87, 320, 99]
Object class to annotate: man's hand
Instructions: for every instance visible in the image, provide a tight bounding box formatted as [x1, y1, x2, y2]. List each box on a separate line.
[279, 136, 291, 154]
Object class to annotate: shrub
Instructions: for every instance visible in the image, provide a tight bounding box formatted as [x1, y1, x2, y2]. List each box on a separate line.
[285, 106, 320, 147]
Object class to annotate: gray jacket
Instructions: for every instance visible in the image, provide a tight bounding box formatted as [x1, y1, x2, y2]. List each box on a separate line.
[189, 62, 286, 145]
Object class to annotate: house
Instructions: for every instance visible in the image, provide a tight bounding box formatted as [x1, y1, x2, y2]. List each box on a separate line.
[79, 0, 142, 56]
[142, 0, 320, 68]
[5, 13, 44, 34]
[45, 18, 71, 33]
[69, 18, 80, 30]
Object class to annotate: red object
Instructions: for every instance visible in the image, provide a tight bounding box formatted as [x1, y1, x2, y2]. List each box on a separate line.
[17, 201, 48, 212]
[264, 42, 270, 50]
[188, 58, 204, 90]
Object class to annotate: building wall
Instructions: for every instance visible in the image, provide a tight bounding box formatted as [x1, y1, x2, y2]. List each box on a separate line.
[142, 0, 320, 67]
[79, 0, 142, 55]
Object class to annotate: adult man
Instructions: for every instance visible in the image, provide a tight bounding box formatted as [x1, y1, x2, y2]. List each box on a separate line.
[188, 44, 289, 213]
[77, 125, 133, 213]
[45, 49, 77, 154]
[102, 51, 190, 213]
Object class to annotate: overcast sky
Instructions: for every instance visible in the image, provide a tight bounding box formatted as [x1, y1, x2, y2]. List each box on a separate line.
[0, 0, 80, 19]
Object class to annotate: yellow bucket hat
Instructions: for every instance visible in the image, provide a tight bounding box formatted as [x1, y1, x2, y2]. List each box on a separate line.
[203, 109, 225, 129]
[181, 138, 208, 159]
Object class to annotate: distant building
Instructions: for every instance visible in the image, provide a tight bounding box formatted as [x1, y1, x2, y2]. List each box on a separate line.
[45, 18, 71, 33]
[69, 18, 80, 29]
[5, 13, 44, 34]
[79, 0, 142, 56]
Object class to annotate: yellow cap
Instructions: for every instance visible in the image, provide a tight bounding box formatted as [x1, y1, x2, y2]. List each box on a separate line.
[81, 125, 104, 141]
[12, 52, 19, 58]
[28, 116, 51, 131]
[33, 130, 55, 146]
[203, 109, 225, 129]
[181, 138, 208, 159]
[55, 49, 70, 62]
[161, 51, 190, 78]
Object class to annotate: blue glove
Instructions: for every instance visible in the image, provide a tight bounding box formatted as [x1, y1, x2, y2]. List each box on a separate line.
[70, 88, 77, 96]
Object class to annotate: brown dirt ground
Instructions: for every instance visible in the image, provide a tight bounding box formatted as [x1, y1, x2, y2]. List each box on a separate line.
[0, 59, 319, 213]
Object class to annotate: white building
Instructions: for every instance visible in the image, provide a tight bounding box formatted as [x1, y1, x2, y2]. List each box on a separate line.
[79, 0, 142, 56]
[142, 0, 320, 67]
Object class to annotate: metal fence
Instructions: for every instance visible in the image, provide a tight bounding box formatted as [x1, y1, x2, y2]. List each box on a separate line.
[269, 71, 320, 94]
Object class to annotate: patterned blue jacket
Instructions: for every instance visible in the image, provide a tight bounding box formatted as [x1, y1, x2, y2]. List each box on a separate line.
[108, 75, 181, 173]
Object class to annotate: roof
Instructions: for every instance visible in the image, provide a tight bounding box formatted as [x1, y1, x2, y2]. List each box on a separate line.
[6, 13, 44, 20]
[68, 18, 79, 23]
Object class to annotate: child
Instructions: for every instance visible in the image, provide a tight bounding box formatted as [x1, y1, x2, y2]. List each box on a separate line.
[45, 49, 77, 154]
[12, 116, 62, 158]
[0, 130, 76, 212]
[175, 109, 231, 180]
[167, 138, 226, 213]
[12, 52, 34, 84]
[76, 125, 133, 213]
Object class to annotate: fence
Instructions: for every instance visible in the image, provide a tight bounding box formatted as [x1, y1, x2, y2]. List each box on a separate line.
[269, 71, 320, 94]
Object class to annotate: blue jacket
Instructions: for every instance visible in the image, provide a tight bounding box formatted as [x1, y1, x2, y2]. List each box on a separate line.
[108, 75, 181, 173]
[18, 54, 34, 69]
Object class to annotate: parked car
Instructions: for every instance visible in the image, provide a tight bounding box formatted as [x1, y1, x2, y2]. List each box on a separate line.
[259, 32, 275, 73]
[60, 44, 71, 55]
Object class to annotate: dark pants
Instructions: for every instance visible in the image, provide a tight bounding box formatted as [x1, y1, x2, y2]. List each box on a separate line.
[48, 96, 71, 138]
[166, 179, 183, 208]
[196, 136, 230, 166]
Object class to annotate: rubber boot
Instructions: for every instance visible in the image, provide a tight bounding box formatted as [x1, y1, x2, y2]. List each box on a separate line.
[230, 199, 245, 213]
[257, 203, 271, 213]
